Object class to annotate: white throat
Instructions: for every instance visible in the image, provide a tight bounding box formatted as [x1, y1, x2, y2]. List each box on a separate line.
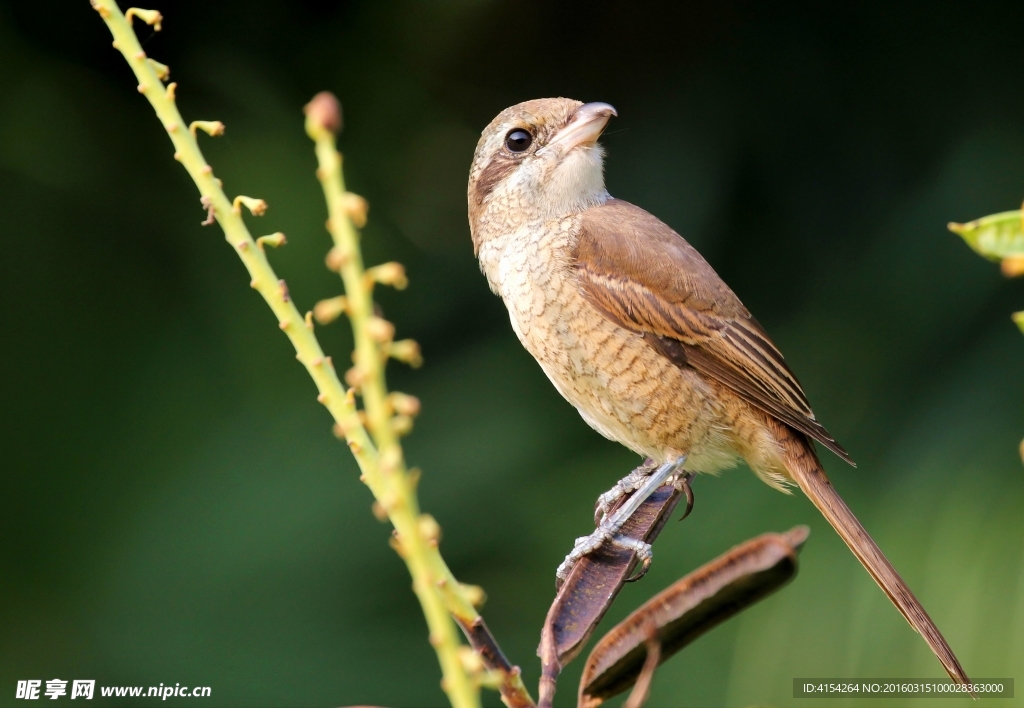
[527, 144, 609, 221]
[473, 143, 609, 295]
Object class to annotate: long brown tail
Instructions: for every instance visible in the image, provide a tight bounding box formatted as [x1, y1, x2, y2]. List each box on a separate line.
[778, 427, 971, 687]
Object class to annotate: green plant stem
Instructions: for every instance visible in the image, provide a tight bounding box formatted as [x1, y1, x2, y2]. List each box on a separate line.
[91, 0, 374, 469]
[306, 119, 477, 706]
[90, 2, 483, 707]
[308, 120, 534, 708]
[309, 134, 400, 453]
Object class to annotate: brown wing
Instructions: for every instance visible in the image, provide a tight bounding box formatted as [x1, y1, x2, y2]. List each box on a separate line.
[573, 199, 853, 466]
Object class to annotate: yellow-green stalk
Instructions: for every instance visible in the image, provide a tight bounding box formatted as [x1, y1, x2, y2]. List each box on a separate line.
[89, 2, 486, 706]
[305, 92, 533, 708]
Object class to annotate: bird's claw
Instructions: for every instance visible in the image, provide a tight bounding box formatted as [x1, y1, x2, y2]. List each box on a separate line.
[618, 535, 653, 582]
[675, 472, 695, 522]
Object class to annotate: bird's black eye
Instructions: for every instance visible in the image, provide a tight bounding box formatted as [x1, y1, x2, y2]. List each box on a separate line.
[505, 128, 533, 152]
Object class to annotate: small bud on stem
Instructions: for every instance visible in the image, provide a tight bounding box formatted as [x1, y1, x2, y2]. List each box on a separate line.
[391, 415, 414, 436]
[147, 58, 170, 80]
[233, 195, 268, 216]
[190, 120, 225, 138]
[388, 339, 423, 368]
[418, 514, 442, 543]
[366, 316, 396, 343]
[365, 262, 408, 290]
[325, 247, 348, 272]
[304, 91, 343, 136]
[256, 232, 287, 250]
[341, 192, 369, 228]
[124, 7, 162, 30]
[388, 392, 421, 417]
[313, 296, 349, 324]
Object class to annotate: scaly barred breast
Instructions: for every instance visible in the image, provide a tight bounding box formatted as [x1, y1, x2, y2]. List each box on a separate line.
[495, 216, 751, 474]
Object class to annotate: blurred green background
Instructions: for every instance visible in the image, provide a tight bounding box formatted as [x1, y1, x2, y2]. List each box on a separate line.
[2, 1, 1023, 706]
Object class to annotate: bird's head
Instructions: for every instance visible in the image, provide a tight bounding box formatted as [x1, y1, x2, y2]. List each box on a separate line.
[468, 98, 616, 254]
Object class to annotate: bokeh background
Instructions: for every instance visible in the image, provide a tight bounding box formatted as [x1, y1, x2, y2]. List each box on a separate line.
[2, 1, 1024, 706]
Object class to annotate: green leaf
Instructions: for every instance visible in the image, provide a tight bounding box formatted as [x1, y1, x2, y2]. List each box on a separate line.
[1012, 311, 1024, 334]
[948, 210, 1024, 261]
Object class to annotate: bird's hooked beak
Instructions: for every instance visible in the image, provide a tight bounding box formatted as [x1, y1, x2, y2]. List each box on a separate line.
[540, 102, 617, 156]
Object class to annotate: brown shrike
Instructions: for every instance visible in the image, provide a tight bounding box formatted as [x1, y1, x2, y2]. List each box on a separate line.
[467, 98, 969, 685]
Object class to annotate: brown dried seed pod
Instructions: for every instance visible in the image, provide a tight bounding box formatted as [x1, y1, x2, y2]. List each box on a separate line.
[577, 526, 809, 707]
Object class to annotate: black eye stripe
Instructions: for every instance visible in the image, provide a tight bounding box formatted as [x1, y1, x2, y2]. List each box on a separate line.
[473, 153, 517, 203]
[505, 128, 533, 153]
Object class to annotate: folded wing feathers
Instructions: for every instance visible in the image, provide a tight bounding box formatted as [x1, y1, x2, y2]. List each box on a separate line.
[574, 202, 854, 466]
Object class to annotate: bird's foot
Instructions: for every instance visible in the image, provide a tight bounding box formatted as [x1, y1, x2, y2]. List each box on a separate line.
[557, 455, 687, 584]
[594, 458, 659, 525]
[556, 530, 611, 582]
[555, 531, 653, 583]
[617, 535, 654, 582]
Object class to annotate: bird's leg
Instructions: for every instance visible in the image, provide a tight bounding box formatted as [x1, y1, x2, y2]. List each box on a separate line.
[557, 455, 688, 583]
[624, 472, 693, 581]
